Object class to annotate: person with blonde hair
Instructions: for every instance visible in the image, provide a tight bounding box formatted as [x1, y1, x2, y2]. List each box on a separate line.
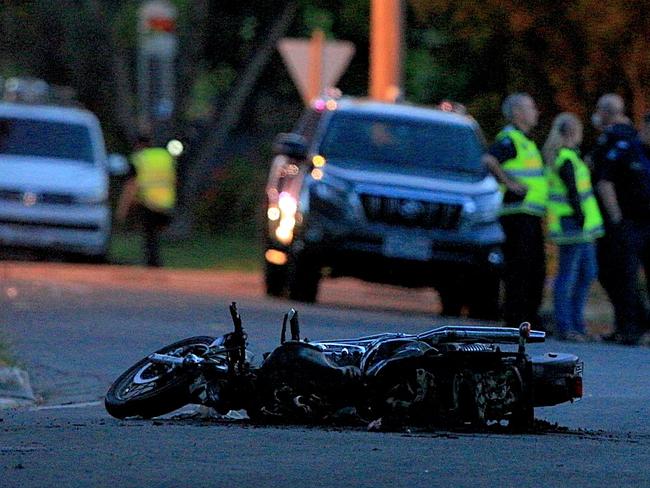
[544, 113, 604, 341]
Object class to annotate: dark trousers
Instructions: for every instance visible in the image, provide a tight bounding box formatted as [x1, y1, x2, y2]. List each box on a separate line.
[597, 220, 650, 338]
[500, 214, 546, 329]
[138, 204, 172, 267]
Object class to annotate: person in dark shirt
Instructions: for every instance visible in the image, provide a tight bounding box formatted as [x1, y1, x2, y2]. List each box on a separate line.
[591, 94, 650, 344]
[637, 112, 650, 346]
[483, 93, 548, 330]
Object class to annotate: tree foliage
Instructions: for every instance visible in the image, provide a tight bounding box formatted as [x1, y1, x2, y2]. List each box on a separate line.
[1, 1, 649, 195]
[408, 0, 650, 135]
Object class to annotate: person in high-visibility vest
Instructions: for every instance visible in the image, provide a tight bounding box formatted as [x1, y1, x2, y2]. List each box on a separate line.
[543, 113, 603, 341]
[482, 93, 548, 330]
[116, 134, 176, 267]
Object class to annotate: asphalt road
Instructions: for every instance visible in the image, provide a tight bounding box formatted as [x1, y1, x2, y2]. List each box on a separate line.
[1, 263, 649, 487]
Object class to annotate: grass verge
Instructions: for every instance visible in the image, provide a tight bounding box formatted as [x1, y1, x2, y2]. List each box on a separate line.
[0, 336, 14, 367]
[109, 231, 264, 271]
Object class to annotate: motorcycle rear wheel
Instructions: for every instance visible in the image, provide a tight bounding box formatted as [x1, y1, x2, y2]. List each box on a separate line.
[105, 336, 215, 419]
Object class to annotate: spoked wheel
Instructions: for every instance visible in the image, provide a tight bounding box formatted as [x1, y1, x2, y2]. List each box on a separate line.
[105, 336, 215, 419]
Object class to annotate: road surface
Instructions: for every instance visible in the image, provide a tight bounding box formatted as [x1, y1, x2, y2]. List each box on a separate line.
[1, 263, 648, 487]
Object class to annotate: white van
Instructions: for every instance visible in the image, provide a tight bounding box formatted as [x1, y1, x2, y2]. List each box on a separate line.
[0, 102, 126, 260]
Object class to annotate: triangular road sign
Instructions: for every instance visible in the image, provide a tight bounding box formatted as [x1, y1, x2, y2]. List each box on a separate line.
[278, 37, 355, 104]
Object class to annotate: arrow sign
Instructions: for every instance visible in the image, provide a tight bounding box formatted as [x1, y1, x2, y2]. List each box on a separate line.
[278, 32, 355, 105]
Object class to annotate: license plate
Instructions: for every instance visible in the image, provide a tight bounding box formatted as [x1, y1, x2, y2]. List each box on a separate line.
[382, 233, 432, 261]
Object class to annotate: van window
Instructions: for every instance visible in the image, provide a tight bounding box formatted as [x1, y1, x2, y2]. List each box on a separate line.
[0, 118, 94, 163]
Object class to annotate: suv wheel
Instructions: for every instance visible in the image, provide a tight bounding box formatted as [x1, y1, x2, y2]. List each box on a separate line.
[437, 280, 464, 317]
[467, 271, 501, 321]
[287, 254, 321, 303]
[264, 260, 288, 297]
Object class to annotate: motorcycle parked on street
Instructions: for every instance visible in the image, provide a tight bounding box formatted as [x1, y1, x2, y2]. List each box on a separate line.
[105, 303, 582, 430]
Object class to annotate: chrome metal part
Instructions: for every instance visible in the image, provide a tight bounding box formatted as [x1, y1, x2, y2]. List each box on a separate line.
[418, 326, 545, 345]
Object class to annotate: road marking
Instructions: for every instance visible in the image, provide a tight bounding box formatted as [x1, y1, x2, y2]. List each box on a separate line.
[33, 401, 103, 411]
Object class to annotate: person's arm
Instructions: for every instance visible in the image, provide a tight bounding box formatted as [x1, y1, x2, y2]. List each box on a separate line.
[482, 153, 527, 195]
[558, 160, 584, 226]
[592, 133, 624, 226]
[115, 177, 138, 224]
[596, 180, 622, 225]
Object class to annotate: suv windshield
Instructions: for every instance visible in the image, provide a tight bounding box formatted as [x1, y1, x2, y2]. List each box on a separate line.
[0, 117, 94, 163]
[318, 112, 486, 176]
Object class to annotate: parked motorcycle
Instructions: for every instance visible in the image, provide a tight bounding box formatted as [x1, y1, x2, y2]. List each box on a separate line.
[105, 303, 583, 430]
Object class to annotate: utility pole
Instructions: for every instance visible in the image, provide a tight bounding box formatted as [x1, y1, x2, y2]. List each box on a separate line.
[369, 0, 403, 102]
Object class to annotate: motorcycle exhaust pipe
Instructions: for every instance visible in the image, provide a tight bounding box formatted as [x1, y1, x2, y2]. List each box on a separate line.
[419, 325, 545, 344]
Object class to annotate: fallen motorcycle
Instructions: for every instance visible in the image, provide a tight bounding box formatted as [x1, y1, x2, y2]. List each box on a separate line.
[105, 303, 583, 430]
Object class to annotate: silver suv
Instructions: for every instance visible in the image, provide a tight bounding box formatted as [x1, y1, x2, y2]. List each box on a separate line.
[263, 97, 504, 319]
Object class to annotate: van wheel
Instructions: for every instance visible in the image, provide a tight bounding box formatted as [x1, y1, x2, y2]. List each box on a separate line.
[288, 255, 321, 303]
[265, 260, 288, 297]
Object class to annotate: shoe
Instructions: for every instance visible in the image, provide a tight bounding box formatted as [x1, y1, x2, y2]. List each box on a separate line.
[564, 331, 588, 343]
[601, 332, 622, 344]
[637, 332, 650, 347]
[556, 331, 585, 342]
[601, 331, 641, 346]
[584, 332, 603, 343]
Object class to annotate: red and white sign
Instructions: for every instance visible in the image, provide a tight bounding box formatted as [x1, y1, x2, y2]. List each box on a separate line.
[139, 0, 177, 35]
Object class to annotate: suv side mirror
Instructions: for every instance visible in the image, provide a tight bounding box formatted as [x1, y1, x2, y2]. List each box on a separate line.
[107, 153, 129, 176]
[273, 133, 307, 160]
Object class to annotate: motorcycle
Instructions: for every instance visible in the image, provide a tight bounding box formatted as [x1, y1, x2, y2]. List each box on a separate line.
[105, 303, 583, 430]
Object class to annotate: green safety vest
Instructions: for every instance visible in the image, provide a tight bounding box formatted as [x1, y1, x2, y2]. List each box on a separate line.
[496, 128, 548, 216]
[132, 147, 176, 212]
[547, 147, 604, 244]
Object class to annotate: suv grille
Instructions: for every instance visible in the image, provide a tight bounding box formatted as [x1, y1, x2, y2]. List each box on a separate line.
[360, 195, 462, 230]
[0, 190, 76, 205]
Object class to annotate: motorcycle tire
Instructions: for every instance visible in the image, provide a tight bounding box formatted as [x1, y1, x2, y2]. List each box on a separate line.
[105, 336, 215, 419]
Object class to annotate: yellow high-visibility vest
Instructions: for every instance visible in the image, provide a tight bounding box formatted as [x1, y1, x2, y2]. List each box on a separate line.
[131, 147, 176, 212]
[496, 128, 548, 217]
[547, 147, 604, 244]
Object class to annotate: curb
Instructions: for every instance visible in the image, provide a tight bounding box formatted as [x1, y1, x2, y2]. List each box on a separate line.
[0, 366, 36, 410]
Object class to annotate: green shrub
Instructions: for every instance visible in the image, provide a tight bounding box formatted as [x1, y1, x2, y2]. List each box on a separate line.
[194, 156, 268, 236]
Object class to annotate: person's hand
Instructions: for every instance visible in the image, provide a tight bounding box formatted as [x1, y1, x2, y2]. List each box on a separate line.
[115, 208, 127, 225]
[506, 180, 528, 196]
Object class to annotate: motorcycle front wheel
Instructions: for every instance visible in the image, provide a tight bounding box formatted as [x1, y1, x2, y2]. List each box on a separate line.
[105, 336, 215, 419]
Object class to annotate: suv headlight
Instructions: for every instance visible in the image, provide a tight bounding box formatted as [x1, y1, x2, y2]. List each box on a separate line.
[308, 175, 353, 220]
[469, 191, 502, 223]
[312, 179, 347, 202]
[272, 191, 298, 245]
[76, 188, 108, 205]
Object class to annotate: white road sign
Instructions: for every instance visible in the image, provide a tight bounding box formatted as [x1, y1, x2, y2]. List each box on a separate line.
[278, 37, 355, 104]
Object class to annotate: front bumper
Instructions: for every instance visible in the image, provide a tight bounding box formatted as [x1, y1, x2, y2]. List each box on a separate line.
[269, 211, 504, 285]
[0, 201, 111, 256]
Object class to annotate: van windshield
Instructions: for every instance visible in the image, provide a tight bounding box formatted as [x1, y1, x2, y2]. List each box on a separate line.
[319, 112, 486, 177]
[0, 117, 94, 163]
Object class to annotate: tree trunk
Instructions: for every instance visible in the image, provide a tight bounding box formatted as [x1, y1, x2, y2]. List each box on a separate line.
[170, 0, 299, 237]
